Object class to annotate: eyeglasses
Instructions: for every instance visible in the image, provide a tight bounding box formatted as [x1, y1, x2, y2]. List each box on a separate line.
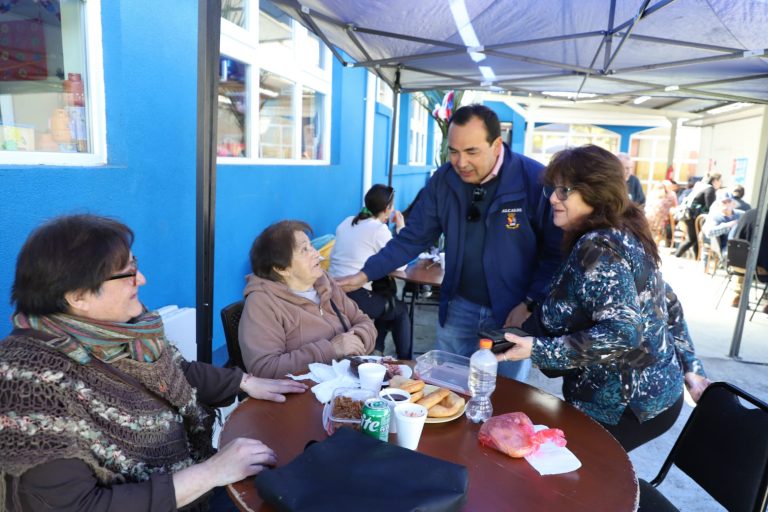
[105, 256, 139, 286]
[544, 185, 576, 201]
[467, 186, 486, 222]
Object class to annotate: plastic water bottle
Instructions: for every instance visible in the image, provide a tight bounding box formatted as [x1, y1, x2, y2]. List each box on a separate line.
[466, 338, 497, 423]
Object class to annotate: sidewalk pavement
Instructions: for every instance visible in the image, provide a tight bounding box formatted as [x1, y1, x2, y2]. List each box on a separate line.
[397, 249, 768, 512]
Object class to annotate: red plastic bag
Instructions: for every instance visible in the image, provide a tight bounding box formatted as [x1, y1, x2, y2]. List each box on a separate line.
[478, 412, 566, 458]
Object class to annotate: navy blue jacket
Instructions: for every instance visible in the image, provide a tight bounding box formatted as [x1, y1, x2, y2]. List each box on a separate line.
[362, 144, 562, 326]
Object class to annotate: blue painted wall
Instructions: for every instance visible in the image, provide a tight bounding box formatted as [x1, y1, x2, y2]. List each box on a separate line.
[0, 3, 432, 365]
[0, 0, 199, 336]
[484, 100, 526, 154]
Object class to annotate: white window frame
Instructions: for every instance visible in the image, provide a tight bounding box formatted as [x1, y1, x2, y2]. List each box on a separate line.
[1, 0, 107, 166]
[218, 0, 332, 165]
[408, 95, 427, 165]
[528, 123, 620, 165]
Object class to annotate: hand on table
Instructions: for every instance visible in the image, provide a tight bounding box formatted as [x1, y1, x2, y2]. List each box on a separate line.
[495, 333, 534, 363]
[206, 437, 277, 486]
[336, 271, 368, 292]
[684, 372, 712, 403]
[504, 302, 531, 328]
[240, 374, 307, 403]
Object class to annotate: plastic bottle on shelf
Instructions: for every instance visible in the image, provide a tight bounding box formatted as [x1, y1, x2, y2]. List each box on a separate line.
[63, 73, 87, 152]
[466, 338, 497, 423]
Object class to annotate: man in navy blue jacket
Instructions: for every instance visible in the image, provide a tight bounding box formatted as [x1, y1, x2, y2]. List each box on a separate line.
[338, 105, 562, 381]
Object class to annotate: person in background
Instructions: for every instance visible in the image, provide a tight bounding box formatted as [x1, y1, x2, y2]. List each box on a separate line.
[337, 104, 562, 382]
[239, 220, 376, 378]
[0, 214, 306, 511]
[496, 145, 710, 452]
[674, 173, 721, 259]
[616, 153, 646, 206]
[644, 180, 677, 247]
[731, 184, 751, 211]
[703, 190, 743, 255]
[329, 184, 412, 359]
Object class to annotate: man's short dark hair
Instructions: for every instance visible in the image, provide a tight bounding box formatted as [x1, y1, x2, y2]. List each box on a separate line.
[448, 104, 501, 145]
[250, 220, 313, 283]
[12, 214, 134, 315]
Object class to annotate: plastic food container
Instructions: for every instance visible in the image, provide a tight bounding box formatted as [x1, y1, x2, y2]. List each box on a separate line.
[325, 387, 376, 434]
[414, 350, 471, 395]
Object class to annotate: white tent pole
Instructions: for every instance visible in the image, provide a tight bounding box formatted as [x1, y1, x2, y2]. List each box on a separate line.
[666, 116, 678, 171]
[729, 107, 768, 358]
[524, 103, 539, 156]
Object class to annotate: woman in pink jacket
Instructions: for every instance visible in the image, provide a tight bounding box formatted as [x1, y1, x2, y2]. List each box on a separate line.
[239, 220, 376, 378]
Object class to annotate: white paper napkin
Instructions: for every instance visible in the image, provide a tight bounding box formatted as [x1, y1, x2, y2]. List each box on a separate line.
[287, 359, 358, 403]
[417, 251, 440, 262]
[524, 424, 582, 475]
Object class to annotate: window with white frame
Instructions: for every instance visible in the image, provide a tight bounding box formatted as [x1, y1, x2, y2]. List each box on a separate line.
[529, 123, 620, 165]
[630, 125, 700, 192]
[218, 0, 332, 162]
[408, 96, 427, 165]
[0, 0, 105, 165]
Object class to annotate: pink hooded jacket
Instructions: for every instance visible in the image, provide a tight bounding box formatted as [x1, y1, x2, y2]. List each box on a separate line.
[238, 272, 376, 378]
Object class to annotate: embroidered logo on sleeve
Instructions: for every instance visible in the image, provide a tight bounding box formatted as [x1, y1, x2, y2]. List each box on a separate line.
[505, 212, 520, 230]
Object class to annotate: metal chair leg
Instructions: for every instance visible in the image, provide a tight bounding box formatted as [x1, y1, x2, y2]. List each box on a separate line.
[715, 275, 732, 309]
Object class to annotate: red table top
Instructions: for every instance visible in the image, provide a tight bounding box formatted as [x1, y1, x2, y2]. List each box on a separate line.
[220, 376, 638, 511]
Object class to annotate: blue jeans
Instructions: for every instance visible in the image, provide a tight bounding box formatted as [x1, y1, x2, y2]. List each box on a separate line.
[436, 295, 531, 382]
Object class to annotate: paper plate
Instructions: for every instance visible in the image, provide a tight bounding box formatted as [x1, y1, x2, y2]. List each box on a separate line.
[420, 384, 467, 424]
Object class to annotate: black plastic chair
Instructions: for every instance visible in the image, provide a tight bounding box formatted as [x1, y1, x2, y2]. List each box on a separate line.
[220, 300, 245, 371]
[638, 382, 768, 512]
[715, 238, 750, 308]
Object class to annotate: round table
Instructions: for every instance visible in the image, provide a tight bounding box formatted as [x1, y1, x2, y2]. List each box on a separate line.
[220, 377, 638, 511]
[389, 258, 445, 333]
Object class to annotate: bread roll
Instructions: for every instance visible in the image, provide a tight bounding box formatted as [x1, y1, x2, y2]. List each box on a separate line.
[389, 376, 425, 394]
[427, 392, 465, 418]
[417, 387, 450, 409]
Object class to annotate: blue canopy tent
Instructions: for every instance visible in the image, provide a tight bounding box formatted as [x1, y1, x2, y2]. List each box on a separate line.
[196, 0, 768, 362]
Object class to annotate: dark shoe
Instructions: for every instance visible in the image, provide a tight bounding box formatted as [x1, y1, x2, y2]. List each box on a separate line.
[731, 295, 741, 308]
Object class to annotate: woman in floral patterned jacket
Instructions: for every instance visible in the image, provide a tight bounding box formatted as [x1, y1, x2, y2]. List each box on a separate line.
[497, 145, 710, 452]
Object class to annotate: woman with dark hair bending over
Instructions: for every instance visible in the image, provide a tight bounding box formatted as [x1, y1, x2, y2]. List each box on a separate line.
[1, 214, 306, 511]
[329, 184, 412, 359]
[498, 145, 711, 452]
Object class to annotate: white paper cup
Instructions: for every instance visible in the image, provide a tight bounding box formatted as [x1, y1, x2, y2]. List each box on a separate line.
[379, 388, 411, 434]
[439, 252, 446, 267]
[358, 362, 387, 393]
[394, 403, 428, 450]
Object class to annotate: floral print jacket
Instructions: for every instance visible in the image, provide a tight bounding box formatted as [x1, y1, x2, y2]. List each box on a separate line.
[531, 228, 705, 425]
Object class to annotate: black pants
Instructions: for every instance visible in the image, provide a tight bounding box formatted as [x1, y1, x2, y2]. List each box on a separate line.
[347, 288, 413, 359]
[674, 218, 698, 258]
[601, 393, 684, 452]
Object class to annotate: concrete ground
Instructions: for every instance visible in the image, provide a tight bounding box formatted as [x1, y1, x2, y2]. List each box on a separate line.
[381, 248, 768, 511]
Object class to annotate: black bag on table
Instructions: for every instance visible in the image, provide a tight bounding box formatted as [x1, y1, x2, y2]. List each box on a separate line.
[254, 428, 469, 512]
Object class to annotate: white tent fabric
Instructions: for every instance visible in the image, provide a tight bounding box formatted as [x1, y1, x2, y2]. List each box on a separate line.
[274, 0, 768, 113]
[271, 0, 768, 359]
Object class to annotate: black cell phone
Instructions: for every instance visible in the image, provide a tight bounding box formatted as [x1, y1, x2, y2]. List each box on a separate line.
[477, 327, 529, 353]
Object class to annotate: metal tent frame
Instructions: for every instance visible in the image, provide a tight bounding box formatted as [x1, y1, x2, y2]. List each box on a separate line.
[195, 0, 768, 363]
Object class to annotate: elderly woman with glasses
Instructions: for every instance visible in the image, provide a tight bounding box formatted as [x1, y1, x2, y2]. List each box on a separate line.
[239, 220, 376, 378]
[497, 145, 710, 452]
[329, 184, 413, 359]
[0, 214, 306, 511]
